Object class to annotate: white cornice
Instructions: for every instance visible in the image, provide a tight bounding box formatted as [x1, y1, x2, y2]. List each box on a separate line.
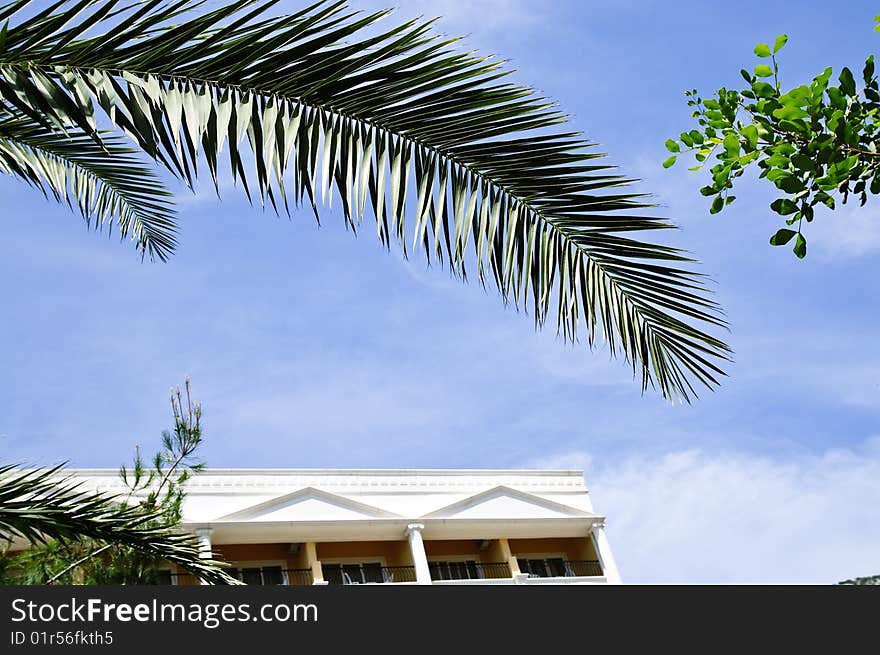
[64, 468, 591, 494]
[48, 468, 602, 534]
[64, 468, 587, 477]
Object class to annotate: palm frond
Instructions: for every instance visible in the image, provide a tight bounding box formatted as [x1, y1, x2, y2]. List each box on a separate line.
[0, 0, 731, 400]
[0, 464, 236, 584]
[0, 114, 177, 260]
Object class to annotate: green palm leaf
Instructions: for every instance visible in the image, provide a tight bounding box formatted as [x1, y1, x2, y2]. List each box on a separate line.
[0, 114, 177, 260]
[0, 0, 731, 401]
[0, 463, 236, 584]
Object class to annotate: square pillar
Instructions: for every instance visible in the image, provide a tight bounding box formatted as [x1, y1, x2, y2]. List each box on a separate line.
[487, 538, 520, 577]
[304, 541, 325, 585]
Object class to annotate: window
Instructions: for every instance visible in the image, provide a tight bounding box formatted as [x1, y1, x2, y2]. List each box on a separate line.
[517, 557, 568, 578]
[322, 562, 384, 585]
[153, 569, 174, 585]
[429, 560, 481, 581]
[228, 565, 286, 585]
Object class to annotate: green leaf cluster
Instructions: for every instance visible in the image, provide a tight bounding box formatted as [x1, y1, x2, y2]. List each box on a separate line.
[665, 29, 880, 259]
[0, 379, 234, 586]
[837, 574, 880, 585]
[0, 463, 234, 585]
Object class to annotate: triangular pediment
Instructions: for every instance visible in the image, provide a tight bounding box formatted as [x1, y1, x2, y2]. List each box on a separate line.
[423, 486, 594, 520]
[215, 487, 400, 522]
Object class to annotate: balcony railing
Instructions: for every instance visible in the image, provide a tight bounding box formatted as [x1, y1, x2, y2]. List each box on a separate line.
[564, 560, 603, 577]
[379, 566, 418, 584]
[429, 561, 511, 581]
[477, 562, 513, 579]
[323, 563, 417, 584]
[517, 558, 603, 578]
[284, 569, 316, 586]
[153, 559, 602, 585]
[158, 568, 313, 586]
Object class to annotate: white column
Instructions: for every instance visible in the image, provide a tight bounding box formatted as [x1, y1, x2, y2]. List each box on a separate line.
[194, 528, 213, 585]
[405, 523, 432, 585]
[590, 521, 622, 584]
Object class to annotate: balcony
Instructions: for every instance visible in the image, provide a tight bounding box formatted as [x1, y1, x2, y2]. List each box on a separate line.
[429, 561, 511, 582]
[517, 558, 603, 579]
[158, 567, 314, 586]
[158, 535, 607, 585]
[283, 568, 316, 586]
[322, 563, 418, 585]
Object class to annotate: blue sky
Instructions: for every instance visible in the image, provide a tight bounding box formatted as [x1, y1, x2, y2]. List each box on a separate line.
[2, 1, 878, 583]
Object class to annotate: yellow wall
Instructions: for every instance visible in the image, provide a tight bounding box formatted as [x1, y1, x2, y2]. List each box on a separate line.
[172, 536, 597, 584]
[485, 539, 507, 563]
[213, 543, 302, 570]
[175, 542, 316, 584]
[289, 544, 310, 570]
[424, 539, 484, 559]
[486, 538, 519, 575]
[509, 537, 596, 561]
[316, 540, 413, 567]
[422, 538, 596, 563]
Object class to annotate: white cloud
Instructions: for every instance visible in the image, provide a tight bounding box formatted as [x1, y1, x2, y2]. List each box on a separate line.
[629, 151, 880, 262]
[806, 204, 880, 261]
[529, 439, 880, 583]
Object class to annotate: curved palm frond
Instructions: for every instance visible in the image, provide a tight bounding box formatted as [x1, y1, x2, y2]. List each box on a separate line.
[0, 464, 236, 584]
[0, 114, 177, 260]
[0, 0, 731, 401]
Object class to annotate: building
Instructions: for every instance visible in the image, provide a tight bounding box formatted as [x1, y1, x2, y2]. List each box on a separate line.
[71, 468, 622, 585]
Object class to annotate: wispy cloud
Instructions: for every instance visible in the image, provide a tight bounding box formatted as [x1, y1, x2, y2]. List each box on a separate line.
[529, 439, 880, 583]
[628, 146, 880, 263]
[806, 204, 880, 261]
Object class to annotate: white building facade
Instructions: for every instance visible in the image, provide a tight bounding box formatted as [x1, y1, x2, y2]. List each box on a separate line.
[72, 468, 622, 585]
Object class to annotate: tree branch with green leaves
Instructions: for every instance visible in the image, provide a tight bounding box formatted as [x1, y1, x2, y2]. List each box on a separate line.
[665, 19, 880, 259]
[36, 378, 211, 585]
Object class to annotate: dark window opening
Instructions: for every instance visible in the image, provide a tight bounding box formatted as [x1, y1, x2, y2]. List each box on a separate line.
[323, 562, 385, 585]
[517, 557, 568, 578]
[229, 565, 285, 585]
[429, 560, 481, 580]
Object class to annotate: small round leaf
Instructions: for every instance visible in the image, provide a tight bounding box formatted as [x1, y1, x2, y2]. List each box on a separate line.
[793, 233, 807, 259]
[769, 229, 797, 246]
[773, 35, 788, 53]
